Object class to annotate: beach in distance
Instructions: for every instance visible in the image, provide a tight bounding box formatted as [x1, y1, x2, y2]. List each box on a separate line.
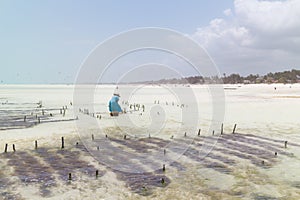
[0, 83, 300, 199]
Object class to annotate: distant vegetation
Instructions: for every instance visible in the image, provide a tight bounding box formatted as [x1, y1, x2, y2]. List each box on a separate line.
[138, 69, 300, 84]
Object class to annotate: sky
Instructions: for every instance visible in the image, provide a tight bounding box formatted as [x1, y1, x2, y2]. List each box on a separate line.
[0, 0, 300, 84]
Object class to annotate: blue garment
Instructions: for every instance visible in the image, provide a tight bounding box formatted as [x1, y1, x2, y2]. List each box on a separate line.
[109, 95, 122, 112]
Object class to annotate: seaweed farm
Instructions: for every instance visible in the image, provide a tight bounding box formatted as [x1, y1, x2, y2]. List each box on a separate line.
[0, 84, 300, 199]
[0, 129, 299, 199]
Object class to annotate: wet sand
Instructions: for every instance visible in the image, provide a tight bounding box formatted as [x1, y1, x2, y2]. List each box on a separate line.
[0, 84, 300, 199]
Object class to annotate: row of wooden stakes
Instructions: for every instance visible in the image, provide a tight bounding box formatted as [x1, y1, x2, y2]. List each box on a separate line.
[3, 122, 289, 154]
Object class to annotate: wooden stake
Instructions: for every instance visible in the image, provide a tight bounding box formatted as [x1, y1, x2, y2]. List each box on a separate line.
[61, 137, 65, 149]
[232, 124, 237, 134]
[12, 144, 16, 152]
[35, 140, 38, 149]
[92, 134, 94, 141]
[221, 123, 223, 135]
[284, 141, 288, 148]
[198, 129, 201, 136]
[4, 143, 8, 153]
[68, 173, 72, 181]
[96, 170, 99, 178]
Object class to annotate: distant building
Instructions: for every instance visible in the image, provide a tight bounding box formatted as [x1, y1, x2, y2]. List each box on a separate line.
[255, 77, 264, 83]
[243, 80, 251, 84]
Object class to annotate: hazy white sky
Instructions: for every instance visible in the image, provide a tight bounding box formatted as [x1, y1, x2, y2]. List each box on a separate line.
[0, 0, 299, 84]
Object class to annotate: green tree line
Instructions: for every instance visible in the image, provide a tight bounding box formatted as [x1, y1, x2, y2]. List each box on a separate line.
[148, 69, 300, 84]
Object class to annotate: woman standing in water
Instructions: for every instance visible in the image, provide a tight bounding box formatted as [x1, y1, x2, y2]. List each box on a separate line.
[108, 93, 122, 116]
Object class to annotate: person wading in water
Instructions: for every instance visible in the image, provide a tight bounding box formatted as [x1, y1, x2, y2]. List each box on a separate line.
[108, 93, 122, 116]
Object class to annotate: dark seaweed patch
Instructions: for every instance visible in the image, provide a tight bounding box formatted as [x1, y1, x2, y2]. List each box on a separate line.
[213, 146, 265, 166]
[291, 181, 300, 189]
[7, 151, 56, 196]
[1, 192, 24, 200]
[222, 134, 292, 157]
[115, 171, 170, 196]
[0, 106, 76, 131]
[182, 147, 233, 174]
[202, 136, 276, 166]
[253, 194, 278, 200]
[37, 148, 100, 181]
[244, 134, 300, 148]
[169, 161, 186, 171]
[109, 137, 154, 153]
[3, 147, 104, 198]
[139, 137, 169, 148]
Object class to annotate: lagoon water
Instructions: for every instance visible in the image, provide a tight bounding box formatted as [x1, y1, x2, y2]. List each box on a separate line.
[0, 84, 300, 199]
